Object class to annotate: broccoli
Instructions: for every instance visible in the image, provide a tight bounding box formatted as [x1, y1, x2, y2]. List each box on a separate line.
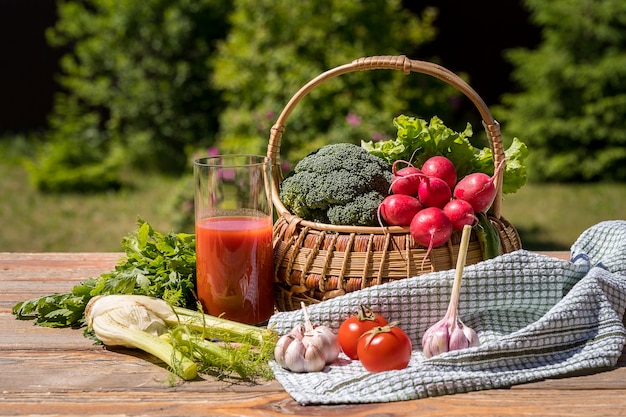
[279, 143, 393, 226]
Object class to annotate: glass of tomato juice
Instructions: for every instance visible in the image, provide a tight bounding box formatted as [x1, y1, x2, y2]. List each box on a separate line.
[193, 155, 274, 325]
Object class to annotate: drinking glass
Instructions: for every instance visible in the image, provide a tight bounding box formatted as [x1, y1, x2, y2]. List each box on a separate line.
[193, 155, 274, 324]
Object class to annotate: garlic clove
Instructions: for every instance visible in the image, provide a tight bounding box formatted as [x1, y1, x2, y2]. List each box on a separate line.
[303, 344, 327, 372]
[283, 337, 308, 373]
[303, 326, 340, 365]
[421, 320, 450, 358]
[288, 323, 306, 339]
[462, 322, 480, 348]
[274, 333, 297, 369]
[449, 318, 480, 352]
[448, 324, 470, 351]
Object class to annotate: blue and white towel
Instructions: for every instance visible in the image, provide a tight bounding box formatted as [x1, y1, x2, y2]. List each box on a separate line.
[268, 220, 626, 405]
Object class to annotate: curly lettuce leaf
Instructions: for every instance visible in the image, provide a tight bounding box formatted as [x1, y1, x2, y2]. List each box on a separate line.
[363, 115, 477, 177]
[362, 115, 528, 194]
[503, 137, 529, 194]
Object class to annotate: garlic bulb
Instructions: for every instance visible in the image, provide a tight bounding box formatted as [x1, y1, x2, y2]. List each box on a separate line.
[422, 310, 479, 358]
[422, 225, 480, 358]
[274, 302, 340, 372]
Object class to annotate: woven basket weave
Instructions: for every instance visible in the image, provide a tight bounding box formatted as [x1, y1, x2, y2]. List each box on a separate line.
[267, 55, 522, 311]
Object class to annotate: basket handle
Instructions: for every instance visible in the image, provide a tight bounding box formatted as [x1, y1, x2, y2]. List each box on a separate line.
[267, 55, 506, 222]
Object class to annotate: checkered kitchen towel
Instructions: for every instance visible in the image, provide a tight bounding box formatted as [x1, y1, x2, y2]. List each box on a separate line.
[268, 220, 626, 405]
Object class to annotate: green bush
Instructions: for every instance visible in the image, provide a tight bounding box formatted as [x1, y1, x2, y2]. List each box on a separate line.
[31, 0, 230, 191]
[211, 0, 462, 168]
[35, 0, 467, 194]
[496, 0, 626, 182]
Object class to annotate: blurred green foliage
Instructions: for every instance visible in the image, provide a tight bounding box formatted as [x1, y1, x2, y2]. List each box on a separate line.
[212, 0, 461, 167]
[29, 0, 465, 192]
[496, 0, 626, 182]
[29, 0, 230, 191]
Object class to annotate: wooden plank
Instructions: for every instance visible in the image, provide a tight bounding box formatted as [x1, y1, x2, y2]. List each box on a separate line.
[4, 308, 624, 388]
[2, 388, 626, 416]
[4, 251, 626, 417]
[0, 313, 95, 350]
[0, 251, 123, 265]
[0, 252, 121, 312]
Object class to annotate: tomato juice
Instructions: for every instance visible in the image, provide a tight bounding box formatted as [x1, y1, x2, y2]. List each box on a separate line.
[195, 215, 274, 324]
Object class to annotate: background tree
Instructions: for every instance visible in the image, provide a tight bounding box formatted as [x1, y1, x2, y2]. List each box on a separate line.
[496, 0, 626, 182]
[30, 0, 470, 193]
[29, 0, 229, 191]
[211, 0, 463, 168]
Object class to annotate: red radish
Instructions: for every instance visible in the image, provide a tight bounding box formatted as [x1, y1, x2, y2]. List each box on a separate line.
[390, 166, 422, 196]
[378, 194, 423, 226]
[421, 156, 457, 189]
[443, 199, 477, 230]
[453, 159, 506, 213]
[417, 176, 452, 209]
[410, 207, 453, 269]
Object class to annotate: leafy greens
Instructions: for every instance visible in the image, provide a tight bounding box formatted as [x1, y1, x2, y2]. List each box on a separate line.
[362, 115, 528, 194]
[12, 219, 196, 328]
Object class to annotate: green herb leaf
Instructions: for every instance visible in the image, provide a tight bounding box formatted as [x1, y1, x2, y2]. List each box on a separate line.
[12, 218, 197, 328]
[362, 115, 529, 194]
[503, 137, 529, 194]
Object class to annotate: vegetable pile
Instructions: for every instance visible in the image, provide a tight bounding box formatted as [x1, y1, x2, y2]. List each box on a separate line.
[366, 115, 528, 261]
[277, 116, 527, 260]
[274, 226, 479, 374]
[12, 219, 276, 382]
[12, 116, 526, 381]
[379, 153, 505, 262]
[275, 302, 413, 374]
[362, 115, 528, 195]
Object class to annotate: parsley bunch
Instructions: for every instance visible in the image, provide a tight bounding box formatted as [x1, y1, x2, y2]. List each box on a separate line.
[12, 219, 196, 328]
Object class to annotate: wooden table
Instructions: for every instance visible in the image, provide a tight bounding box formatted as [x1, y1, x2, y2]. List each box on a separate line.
[2, 252, 626, 416]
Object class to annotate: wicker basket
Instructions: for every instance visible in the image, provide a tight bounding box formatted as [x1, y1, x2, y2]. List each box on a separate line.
[267, 55, 522, 311]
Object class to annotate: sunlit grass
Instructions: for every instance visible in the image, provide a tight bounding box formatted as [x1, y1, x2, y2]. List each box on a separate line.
[0, 158, 624, 252]
[502, 182, 626, 250]
[0, 163, 181, 252]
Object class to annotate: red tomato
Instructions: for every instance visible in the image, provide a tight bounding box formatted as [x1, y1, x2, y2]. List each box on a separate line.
[337, 305, 388, 360]
[356, 324, 412, 372]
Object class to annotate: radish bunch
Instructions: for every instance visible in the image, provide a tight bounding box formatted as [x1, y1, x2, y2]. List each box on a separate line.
[378, 156, 504, 262]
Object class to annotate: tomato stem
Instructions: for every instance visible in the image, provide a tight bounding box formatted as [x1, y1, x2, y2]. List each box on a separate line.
[357, 304, 377, 321]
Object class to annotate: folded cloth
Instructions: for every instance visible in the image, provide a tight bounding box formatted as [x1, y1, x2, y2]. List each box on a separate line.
[269, 220, 626, 405]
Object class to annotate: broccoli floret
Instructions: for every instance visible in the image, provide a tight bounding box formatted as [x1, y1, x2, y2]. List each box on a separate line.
[327, 191, 386, 226]
[279, 143, 393, 226]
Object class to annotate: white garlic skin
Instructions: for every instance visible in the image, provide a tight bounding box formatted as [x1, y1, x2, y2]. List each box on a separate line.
[274, 302, 341, 373]
[274, 321, 340, 372]
[274, 332, 326, 373]
[462, 324, 479, 347]
[422, 316, 479, 359]
[302, 325, 341, 365]
[300, 343, 326, 372]
[274, 333, 297, 369]
[421, 320, 450, 358]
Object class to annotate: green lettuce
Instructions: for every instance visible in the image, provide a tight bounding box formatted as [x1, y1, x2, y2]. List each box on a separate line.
[362, 115, 528, 194]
